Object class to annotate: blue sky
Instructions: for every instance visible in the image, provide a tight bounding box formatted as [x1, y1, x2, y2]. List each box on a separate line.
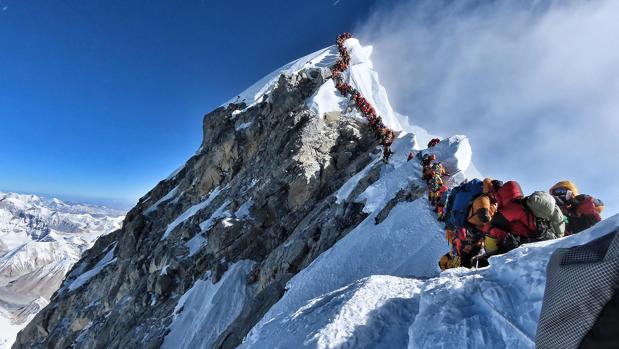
[0, 0, 376, 208]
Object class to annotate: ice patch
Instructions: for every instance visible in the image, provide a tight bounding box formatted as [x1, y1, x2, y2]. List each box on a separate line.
[67, 244, 117, 292]
[335, 157, 381, 204]
[186, 234, 207, 257]
[235, 122, 253, 131]
[199, 201, 231, 232]
[161, 260, 255, 349]
[145, 186, 178, 214]
[161, 186, 225, 240]
[234, 200, 254, 220]
[306, 79, 348, 117]
[221, 218, 234, 228]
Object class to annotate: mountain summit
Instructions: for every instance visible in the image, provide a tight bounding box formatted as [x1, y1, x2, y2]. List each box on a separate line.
[14, 37, 617, 349]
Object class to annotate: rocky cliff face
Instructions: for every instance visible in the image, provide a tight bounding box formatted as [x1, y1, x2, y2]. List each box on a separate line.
[14, 66, 390, 349]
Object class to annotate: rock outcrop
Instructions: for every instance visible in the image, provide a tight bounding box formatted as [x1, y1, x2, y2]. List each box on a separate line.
[14, 67, 387, 349]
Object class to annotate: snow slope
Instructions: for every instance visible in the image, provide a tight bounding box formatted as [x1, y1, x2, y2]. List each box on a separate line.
[342, 38, 404, 132]
[304, 38, 404, 133]
[162, 260, 255, 349]
[242, 214, 619, 349]
[225, 46, 339, 108]
[0, 192, 124, 349]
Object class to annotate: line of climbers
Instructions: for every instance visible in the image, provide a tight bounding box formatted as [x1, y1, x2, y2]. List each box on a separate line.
[332, 33, 396, 163]
[410, 139, 605, 270]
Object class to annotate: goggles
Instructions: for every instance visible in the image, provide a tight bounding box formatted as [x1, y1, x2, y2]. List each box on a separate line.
[552, 187, 569, 196]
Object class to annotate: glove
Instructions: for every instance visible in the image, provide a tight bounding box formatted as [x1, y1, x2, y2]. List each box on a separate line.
[502, 233, 520, 251]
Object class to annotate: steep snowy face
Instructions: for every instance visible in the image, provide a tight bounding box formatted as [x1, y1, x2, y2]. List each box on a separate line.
[342, 38, 404, 132]
[224, 46, 339, 109]
[242, 215, 619, 349]
[0, 193, 124, 349]
[304, 38, 405, 134]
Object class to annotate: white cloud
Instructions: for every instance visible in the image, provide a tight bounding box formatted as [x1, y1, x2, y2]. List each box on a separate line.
[356, 0, 619, 215]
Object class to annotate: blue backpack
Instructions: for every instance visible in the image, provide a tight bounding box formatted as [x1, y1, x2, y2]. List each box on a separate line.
[444, 179, 484, 229]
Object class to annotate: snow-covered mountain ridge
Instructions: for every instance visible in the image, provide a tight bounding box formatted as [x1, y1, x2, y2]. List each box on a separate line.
[0, 192, 124, 349]
[15, 37, 615, 349]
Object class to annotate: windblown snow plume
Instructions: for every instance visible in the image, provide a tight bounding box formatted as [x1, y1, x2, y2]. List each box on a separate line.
[356, 0, 619, 215]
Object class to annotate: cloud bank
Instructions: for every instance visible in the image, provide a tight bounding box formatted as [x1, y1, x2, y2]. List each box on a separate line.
[357, 0, 619, 215]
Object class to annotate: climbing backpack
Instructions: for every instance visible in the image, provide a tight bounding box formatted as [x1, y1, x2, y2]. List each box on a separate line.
[525, 191, 566, 239]
[573, 194, 605, 216]
[445, 179, 484, 229]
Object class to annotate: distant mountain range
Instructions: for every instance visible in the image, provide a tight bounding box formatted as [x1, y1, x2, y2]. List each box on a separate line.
[0, 192, 124, 348]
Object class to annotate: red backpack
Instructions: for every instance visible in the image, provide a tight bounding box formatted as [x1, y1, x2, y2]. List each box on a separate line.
[493, 181, 523, 208]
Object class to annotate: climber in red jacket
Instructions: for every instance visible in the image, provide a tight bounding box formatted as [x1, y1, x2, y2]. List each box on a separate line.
[549, 181, 604, 235]
[483, 181, 537, 255]
[427, 138, 440, 148]
[566, 194, 604, 235]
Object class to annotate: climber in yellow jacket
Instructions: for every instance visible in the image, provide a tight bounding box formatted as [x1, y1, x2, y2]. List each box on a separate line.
[467, 179, 503, 229]
[466, 179, 503, 256]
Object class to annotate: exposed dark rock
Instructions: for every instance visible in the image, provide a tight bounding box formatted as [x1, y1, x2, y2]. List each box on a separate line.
[375, 182, 426, 225]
